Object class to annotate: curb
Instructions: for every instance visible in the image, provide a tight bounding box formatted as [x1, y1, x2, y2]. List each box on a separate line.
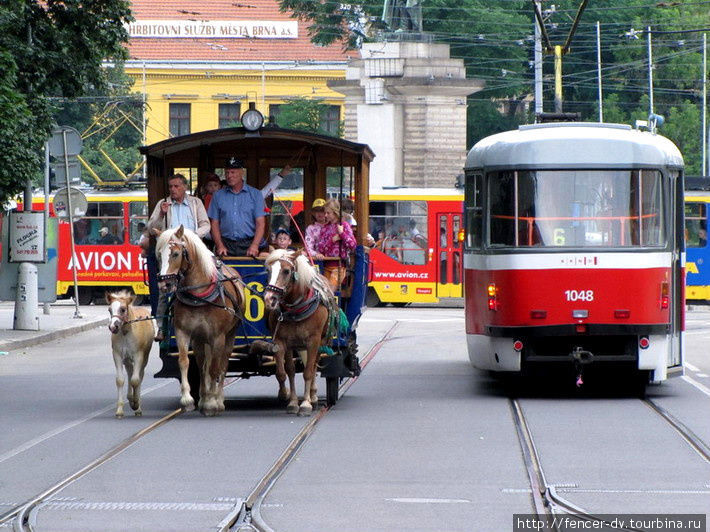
[0, 317, 107, 352]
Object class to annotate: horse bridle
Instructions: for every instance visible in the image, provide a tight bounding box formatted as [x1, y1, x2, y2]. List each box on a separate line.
[265, 257, 297, 300]
[156, 240, 191, 286]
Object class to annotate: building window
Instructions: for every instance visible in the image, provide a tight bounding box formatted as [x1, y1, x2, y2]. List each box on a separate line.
[169, 103, 191, 137]
[321, 105, 341, 136]
[219, 103, 241, 129]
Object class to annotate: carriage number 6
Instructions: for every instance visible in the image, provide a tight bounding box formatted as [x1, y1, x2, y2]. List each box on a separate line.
[565, 290, 594, 302]
[245, 281, 265, 322]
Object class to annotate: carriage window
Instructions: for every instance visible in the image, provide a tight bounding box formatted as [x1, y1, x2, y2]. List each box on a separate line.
[685, 202, 707, 248]
[369, 200, 427, 265]
[488, 170, 666, 249]
[271, 168, 304, 245]
[73, 201, 125, 245]
[464, 173, 482, 250]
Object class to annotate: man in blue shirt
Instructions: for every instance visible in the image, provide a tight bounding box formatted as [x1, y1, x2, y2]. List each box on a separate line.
[208, 157, 266, 257]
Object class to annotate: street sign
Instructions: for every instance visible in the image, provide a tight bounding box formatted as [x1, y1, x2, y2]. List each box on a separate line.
[52, 187, 88, 220]
[51, 156, 82, 183]
[49, 126, 82, 157]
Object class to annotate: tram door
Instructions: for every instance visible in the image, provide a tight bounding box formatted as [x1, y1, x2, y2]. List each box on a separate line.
[436, 213, 463, 298]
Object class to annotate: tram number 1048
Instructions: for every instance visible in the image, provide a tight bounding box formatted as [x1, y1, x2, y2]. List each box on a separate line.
[564, 289, 595, 302]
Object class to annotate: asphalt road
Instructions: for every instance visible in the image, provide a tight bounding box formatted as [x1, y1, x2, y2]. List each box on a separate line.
[1, 307, 709, 531]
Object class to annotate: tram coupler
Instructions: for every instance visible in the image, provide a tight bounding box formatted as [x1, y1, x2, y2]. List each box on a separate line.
[570, 347, 594, 387]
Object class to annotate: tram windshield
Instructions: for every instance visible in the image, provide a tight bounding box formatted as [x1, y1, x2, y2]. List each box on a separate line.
[488, 169, 665, 248]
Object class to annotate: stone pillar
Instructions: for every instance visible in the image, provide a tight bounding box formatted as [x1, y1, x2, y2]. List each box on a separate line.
[329, 40, 484, 189]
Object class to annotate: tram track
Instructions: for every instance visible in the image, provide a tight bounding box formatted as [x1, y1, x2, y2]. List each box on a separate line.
[219, 321, 400, 532]
[0, 377, 242, 531]
[643, 398, 710, 464]
[510, 398, 646, 532]
[511, 393, 710, 532]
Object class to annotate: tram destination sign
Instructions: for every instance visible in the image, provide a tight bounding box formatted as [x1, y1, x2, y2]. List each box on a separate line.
[127, 20, 298, 39]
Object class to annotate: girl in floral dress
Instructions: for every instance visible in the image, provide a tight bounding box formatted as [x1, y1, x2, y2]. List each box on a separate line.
[316, 198, 356, 290]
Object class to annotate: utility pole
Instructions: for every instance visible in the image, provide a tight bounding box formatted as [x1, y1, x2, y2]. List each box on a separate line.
[597, 21, 603, 122]
[534, 0, 543, 116]
[703, 33, 707, 175]
[648, 26, 654, 121]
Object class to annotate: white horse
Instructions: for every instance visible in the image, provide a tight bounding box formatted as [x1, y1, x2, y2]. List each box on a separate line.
[106, 290, 156, 418]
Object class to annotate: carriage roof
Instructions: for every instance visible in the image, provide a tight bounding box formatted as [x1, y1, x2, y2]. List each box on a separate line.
[140, 125, 374, 244]
[465, 122, 684, 171]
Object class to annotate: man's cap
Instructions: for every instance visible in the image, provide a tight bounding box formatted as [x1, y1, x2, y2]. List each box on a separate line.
[225, 157, 245, 169]
[312, 198, 326, 209]
[275, 227, 291, 237]
[99, 227, 109, 235]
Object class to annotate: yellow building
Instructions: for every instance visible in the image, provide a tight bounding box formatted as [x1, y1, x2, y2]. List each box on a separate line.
[124, 1, 358, 145]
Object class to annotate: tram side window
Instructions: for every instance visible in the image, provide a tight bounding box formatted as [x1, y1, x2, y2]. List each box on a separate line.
[464, 173, 482, 250]
[685, 202, 707, 248]
[489, 173, 516, 247]
[129, 201, 149, 245]
[74, 201, 124, 245]
[369, 200, 427, 265]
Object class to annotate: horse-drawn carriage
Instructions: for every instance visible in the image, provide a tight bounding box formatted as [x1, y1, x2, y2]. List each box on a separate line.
[140, 110, 374, 410]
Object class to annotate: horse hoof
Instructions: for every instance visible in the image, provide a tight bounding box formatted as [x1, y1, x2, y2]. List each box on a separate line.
[298, 404, 313, 416]
[286, 404, 299, 415]
[180, 396, 195, 408]
[115, 412, 124, 419]
[278, 389, 290, 402]
[134, 410, 142, 417]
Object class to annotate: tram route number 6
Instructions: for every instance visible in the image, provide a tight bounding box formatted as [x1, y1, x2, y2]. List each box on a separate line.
[565, 289, 594, 302]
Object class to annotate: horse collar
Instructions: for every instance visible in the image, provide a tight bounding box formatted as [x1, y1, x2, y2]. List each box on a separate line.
[279, 288, 321, 322]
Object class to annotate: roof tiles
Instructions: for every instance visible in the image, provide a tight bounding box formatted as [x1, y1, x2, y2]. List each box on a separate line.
[127, 0, 357, 62]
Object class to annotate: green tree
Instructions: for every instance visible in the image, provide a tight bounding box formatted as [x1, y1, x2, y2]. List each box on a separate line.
[0, 0, 132, 204]
[274, 97, 343, 137]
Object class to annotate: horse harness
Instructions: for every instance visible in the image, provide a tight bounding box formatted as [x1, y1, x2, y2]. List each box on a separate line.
[157, 243, 243, 317]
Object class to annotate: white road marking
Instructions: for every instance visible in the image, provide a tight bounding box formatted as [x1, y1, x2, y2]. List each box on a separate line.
[682, 375, 710, 397]
[385, 498, 471, 504]
[696, 373, 709, 378]
[360, 318, 463, 323]
[0, 381, 171, 464]
[685, 362, 701, 372]
[41, 501, 235, 511]
[557, 488, 710, 494]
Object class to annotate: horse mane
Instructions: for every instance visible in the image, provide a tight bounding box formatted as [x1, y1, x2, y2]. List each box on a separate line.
[157, 227, 217, 277]
[107, 289, 134, 303]
[265, 249, 333, 300]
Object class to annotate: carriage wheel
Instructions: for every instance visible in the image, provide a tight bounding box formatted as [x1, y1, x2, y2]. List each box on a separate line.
[187, 361, 201, 404]
[326, 377, 339, 406]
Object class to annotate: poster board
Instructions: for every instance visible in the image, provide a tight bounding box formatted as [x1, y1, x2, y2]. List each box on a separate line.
[9, 211, 46, 263]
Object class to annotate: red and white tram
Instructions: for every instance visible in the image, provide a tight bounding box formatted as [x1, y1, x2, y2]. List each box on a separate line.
[463, 122, 685, 389]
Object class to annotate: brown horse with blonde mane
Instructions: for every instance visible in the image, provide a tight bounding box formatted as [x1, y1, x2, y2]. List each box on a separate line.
[263, 249, 335, 415]
[154, 225, 245, 416]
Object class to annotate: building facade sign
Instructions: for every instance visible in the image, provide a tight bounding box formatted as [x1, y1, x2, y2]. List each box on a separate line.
[127, 20, 298, 39]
